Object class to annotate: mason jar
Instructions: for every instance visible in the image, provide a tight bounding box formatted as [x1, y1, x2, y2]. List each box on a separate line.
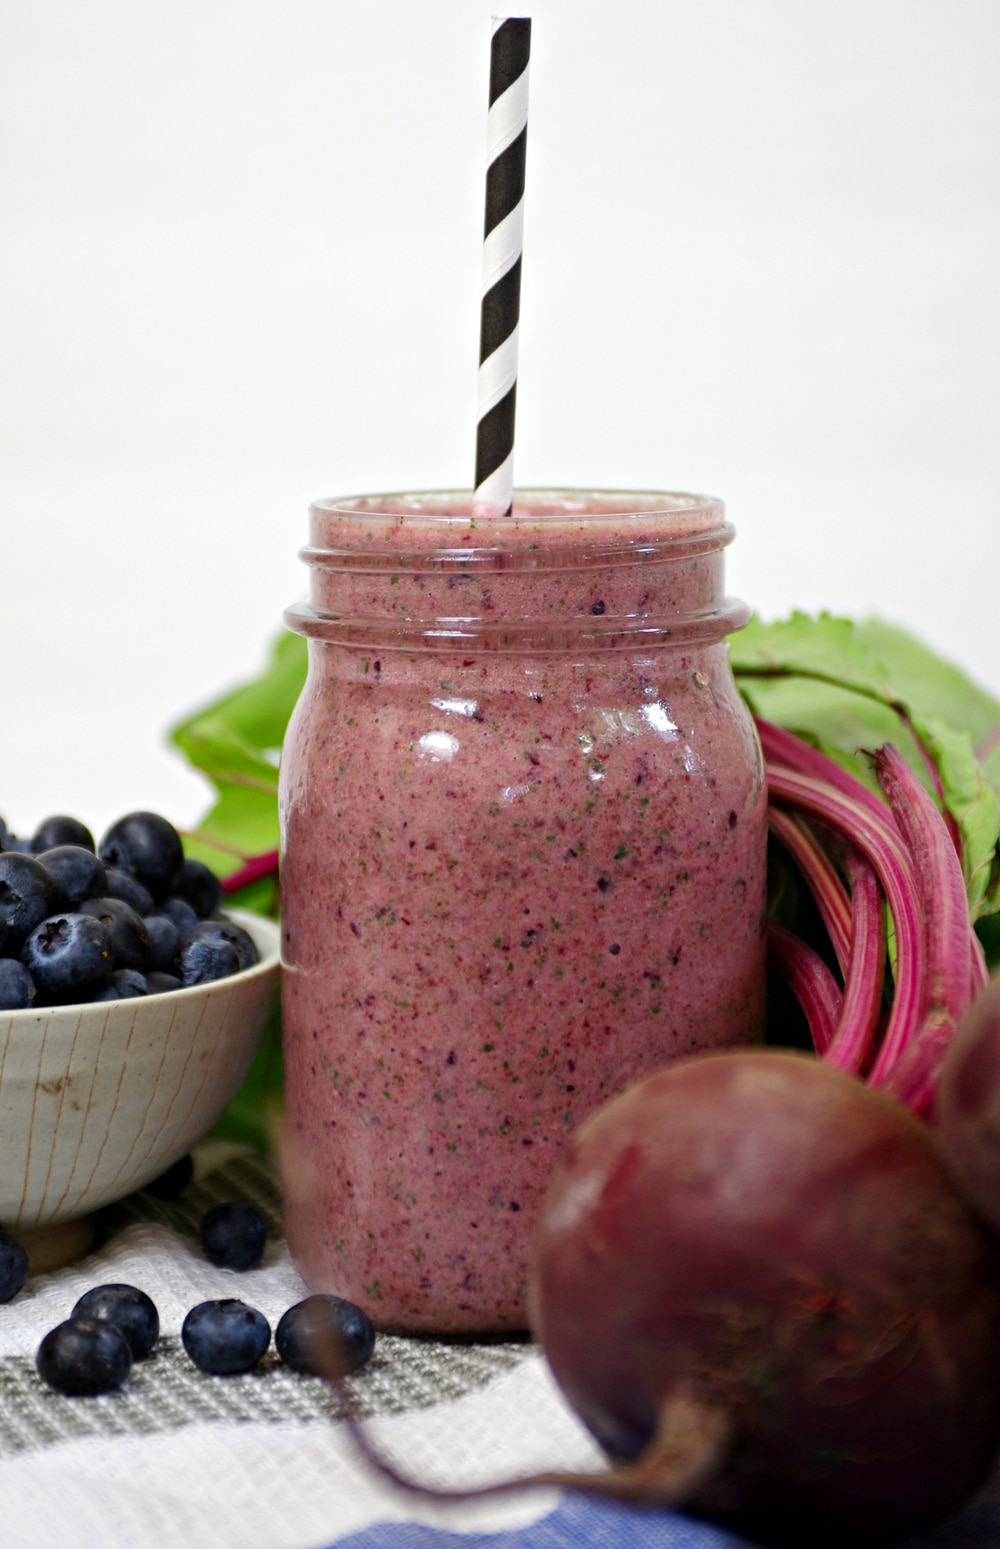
[279, 490, 767, 1332]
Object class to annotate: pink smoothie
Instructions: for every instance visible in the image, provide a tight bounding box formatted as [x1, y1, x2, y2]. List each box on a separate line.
[279, 491, 767, 1331]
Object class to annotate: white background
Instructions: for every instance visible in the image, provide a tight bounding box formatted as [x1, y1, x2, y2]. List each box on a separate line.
[3, 0, 999, 842]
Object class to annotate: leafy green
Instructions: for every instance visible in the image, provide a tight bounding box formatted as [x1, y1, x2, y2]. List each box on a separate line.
[908, 715, 1000, 921]
[731, 613, 1000, 757]
[170, 632, 306, 893]
[731, 613, 1000, 921]
[167, 611, 1000, 1150]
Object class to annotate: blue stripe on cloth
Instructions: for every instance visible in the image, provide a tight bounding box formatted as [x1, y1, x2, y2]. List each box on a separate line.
[319, 1470, 1000, 1549]
[324, 1496, 757, 1549]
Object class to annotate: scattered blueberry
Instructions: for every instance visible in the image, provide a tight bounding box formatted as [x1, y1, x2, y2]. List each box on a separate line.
[0, 1229, 28, 1303]
[37, 845, 107, 908]
[276, 1295, 376, 1377]
[22, 914, 114, 997]
[26, 1269, 379, 1403]
[200, 1202, 268, 1271]
[36, 1317, 132, 1396]
[0, 853, 67, 953]
[172, 858, 224, 919]
[98, 812, 184, 904]
[143, 1153, 193, 1199]
[71, 1283, 159, 1360]
[0, 958, 35, 1010]
[181, 1298, 270, 1375]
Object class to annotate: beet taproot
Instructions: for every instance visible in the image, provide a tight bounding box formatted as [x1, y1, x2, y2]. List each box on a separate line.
[529, 1049, 1000, 1543]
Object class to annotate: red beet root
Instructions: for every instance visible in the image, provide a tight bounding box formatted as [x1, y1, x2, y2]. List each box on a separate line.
[529, 1050, 1000, 1543]
[937, 974, 1000, 1237]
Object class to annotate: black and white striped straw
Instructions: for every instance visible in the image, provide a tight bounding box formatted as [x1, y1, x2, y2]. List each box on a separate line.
[473, 16, 531, 517]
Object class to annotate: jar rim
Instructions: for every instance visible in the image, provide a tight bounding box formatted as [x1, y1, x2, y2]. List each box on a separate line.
[309, 487, 724, 530]
[306, 489, 731, 569]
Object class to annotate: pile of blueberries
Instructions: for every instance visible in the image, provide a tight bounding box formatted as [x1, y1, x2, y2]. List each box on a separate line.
[0, 809, 259, 1010]
[0, 1192, 375, 1394]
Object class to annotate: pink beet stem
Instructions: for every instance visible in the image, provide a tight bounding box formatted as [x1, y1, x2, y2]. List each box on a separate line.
[874, 745, 972, 1026]
[221, 849, 280, 896]
[757, 719, 893, 828]
[767, 923, 843, 1055]
[765, 762, 925, 1086]
[879, 1015, 952, 1118]
[823, 849, 886, 1077]
[895, 706, 963, 857]
[971, 931, 990, 1000]
[870, 745, 976, 1112]
[768, 807, 852, 972]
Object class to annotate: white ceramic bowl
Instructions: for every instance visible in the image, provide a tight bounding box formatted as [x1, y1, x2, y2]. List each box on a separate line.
[0, 909, 280, 1264]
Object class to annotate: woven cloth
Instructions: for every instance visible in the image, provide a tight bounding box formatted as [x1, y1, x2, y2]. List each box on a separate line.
[1, 1148, 998, 1549]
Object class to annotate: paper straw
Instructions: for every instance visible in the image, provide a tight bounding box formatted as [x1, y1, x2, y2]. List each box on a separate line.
[473, 16, 531, 517]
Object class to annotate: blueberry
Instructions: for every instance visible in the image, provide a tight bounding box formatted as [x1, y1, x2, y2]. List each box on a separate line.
[275, 1295, 375, 1377]
[159, 896, 199, 934]
[0, 958, 35, 1010]
[0, 827, 34, 854]
[185, 918, 259, 972]
[23, 914, 114, 997]
[72, 1283, 159, 1359]
[0, 853, 67, 953]
[181, 1299, 270, 1375]
[31, 816, 95, 854]
[179, 934, 240, 986]
[177, 915, 258, 986]
[98, 812, 184, 904]
[146, 970, 183, 994]
[103, 868, 155, 916]
[78, 897, 150, 971]
[0, 1229, 28, 1303]
[36, 1317, 131, 1396]
[142, 914, 180, 974]
[144, 1153, 193, 1199]
[37, 846, 107, 908]
[171, 859, 224, 919]
[91, 968, 150, 1001]
[200, 1201, 267, 1270]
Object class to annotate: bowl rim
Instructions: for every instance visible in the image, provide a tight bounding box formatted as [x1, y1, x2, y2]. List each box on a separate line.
[0, 906, 280, 1025]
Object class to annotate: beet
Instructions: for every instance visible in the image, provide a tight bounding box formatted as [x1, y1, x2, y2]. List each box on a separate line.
[937, 973, 1000, 1237]
[529, 1050, 1000, 1543]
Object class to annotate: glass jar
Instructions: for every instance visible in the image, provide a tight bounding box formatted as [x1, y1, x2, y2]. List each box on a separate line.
[279, 490, 767, 1332]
